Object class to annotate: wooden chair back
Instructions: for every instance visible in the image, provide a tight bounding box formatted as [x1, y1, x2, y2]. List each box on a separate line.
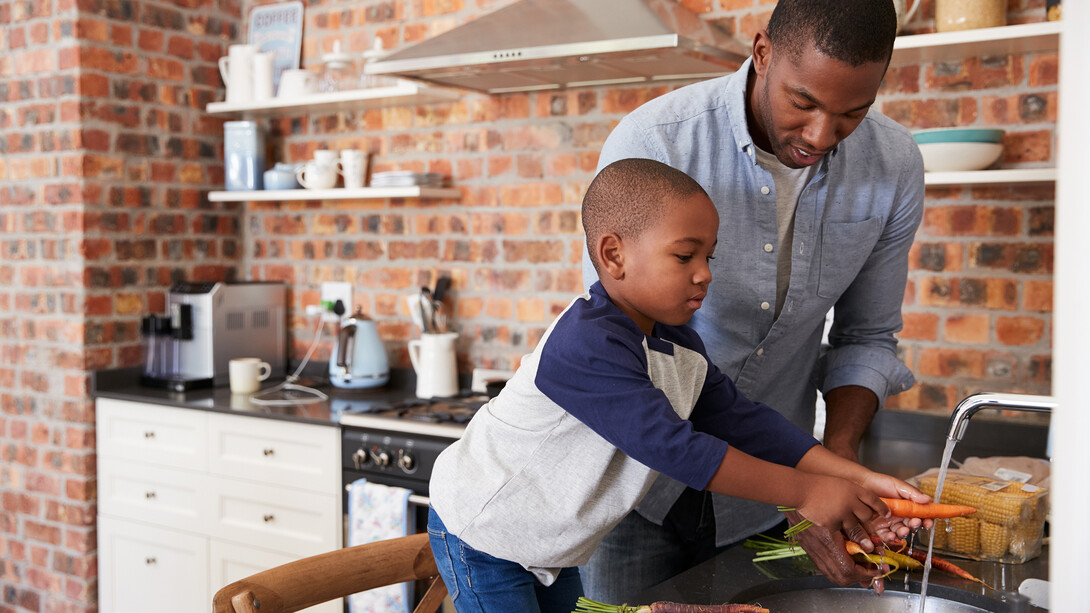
[212, 533, 447, 613]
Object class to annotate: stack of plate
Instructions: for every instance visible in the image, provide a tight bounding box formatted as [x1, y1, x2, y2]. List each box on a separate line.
[913, 128, 1005, 172]
[370, 171, 446, 187]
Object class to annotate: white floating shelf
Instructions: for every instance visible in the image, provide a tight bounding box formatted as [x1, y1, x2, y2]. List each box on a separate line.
[892, 21, 1061, 65]
[923, 167, 1056, 186]
[205, 82, 462, 117]
[208, 186, 462, 202]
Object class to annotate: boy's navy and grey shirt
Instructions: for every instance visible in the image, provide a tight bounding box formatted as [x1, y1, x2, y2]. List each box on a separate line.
[428, 282, 819, 585]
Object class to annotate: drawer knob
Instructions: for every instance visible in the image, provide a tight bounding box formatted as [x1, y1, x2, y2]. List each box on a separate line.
[145, 557, 157, 565]
[144, 431, 155, 439]
[263, 514, 275, 523]
[145, 491, 156, 499]
[262, 448, 275, 456]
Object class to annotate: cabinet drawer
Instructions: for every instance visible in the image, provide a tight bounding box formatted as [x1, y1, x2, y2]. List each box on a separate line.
[98, 458, 209, 533]
[208, 475, 339, 558]
[208, 413, 338, 493]
[210, 540, 341, 613]
[96, 398, 208, 471]
[98, 515, 209, 613]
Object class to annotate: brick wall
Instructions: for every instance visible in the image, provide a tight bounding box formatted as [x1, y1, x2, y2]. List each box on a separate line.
[0, 0, 1058, 610]
[0, 0, 241, 608]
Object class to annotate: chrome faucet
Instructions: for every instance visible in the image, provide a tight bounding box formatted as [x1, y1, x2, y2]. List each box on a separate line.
[947, 392, 1056, 443]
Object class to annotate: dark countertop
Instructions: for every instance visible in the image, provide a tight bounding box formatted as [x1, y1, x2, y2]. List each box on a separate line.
[91, 367, 424, 428]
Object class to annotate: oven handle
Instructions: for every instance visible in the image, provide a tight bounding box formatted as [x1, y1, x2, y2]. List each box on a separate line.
[345, 484, 430, 508]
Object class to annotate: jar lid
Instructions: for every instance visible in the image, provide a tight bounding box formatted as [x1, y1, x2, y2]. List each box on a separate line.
[321, 40, 356, 68]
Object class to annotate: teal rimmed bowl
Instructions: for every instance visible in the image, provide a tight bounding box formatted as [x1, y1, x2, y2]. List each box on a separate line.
[913, 127, 1005, 145]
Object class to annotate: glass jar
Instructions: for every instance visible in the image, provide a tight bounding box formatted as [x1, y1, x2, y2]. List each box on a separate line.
[318, 40, 359, 93]
[935, 0, 1006, 32]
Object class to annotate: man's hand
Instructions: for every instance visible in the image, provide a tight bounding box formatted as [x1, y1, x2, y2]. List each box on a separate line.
[784, 510, 887, 593]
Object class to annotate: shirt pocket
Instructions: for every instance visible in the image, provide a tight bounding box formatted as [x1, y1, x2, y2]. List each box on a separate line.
[817, 217, 882, 299]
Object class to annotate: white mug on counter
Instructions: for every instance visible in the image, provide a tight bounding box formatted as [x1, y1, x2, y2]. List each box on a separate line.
[407, 332, 459, 398]
[229, 357, 272, 394]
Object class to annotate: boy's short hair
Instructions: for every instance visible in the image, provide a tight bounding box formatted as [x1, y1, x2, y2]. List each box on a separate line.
[582, 158, 709, 273]
[768, 0, 897, 67]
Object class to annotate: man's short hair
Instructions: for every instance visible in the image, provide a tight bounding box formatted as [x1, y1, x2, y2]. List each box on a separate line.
[582, 158, 709, 272]
[767, 0, 897, 67]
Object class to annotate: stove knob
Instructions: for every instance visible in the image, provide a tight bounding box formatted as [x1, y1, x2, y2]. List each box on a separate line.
[370, 448, 391, 467]
[397, 451, 416, 471]
[352, 449, 370, 469]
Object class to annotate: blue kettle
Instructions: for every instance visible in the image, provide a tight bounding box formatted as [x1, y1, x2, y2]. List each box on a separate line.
[330, 307, 390, 389]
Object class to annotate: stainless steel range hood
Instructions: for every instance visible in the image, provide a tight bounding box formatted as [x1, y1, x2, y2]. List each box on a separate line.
[364, 0, 749, 94]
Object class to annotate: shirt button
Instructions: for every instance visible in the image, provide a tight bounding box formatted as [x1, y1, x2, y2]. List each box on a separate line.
[763, 243, 773, 253]
[760, 301, 770, 310]
[761, 186, 770, 195]
[756, 348, 765, 356]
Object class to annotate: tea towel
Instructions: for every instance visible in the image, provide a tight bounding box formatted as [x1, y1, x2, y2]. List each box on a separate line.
[348, 478, 414, 613]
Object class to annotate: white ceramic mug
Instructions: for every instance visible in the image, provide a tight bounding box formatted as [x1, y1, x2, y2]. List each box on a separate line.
[338, 149, 368, 189]
[218, 44, 259, 105]
[229, 357, 271, 394]
[252, 51, 275, 101]
[407, 332, 459, 398]
[277, 68, 318, 99]
[296, 160, 339, 190]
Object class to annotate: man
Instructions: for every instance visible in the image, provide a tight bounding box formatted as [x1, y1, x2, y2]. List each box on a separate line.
[580, 0, 924, 602]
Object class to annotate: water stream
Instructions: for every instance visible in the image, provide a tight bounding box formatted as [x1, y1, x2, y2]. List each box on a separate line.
[916, 436, 959, 613]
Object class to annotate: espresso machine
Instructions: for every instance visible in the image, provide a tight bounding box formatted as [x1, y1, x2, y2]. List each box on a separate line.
[142, 281, 286, 391]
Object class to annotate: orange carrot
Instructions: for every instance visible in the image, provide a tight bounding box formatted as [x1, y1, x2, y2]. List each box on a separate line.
[879, 497, 976, 518]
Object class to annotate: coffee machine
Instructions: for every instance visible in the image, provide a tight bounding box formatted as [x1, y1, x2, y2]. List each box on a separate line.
[142, 281, 286, 391]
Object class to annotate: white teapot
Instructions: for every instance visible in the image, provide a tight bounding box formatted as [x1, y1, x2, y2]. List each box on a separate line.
[893, 0, 921, 33]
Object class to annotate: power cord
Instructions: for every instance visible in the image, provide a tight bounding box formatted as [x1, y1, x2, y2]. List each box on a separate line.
[249, 310, 331, 407]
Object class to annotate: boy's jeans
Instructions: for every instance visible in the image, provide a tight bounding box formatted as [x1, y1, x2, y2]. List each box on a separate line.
[427, 508, 583, 613]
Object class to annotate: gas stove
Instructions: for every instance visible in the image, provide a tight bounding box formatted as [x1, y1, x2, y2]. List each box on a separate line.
[335, 391, 489, 439]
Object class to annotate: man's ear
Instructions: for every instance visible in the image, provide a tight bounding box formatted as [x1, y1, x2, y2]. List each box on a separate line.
[752, 29, 771, 77]
[597, 233, 625, 280]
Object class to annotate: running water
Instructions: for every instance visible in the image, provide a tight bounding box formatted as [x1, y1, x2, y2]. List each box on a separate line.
[916, 437, 959, 613]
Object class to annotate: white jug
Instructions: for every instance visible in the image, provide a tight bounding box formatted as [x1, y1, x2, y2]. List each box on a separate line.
[893, 0, 921, 32]
[218, 44, 259, 105]
[407, 332, 459, 398]
[252, 51, 275, 101]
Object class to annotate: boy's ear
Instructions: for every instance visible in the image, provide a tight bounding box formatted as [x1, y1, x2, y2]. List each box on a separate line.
[598, 233, 625, 280]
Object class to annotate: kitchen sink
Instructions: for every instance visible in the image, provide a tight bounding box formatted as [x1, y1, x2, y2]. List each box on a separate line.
[732, 576, 1036, 612]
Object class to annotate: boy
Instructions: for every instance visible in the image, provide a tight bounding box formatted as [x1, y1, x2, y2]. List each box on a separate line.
[427, 159, 928, 613]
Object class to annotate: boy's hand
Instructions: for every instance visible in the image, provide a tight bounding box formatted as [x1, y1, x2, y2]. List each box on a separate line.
[796, 474, 887, 549]
[856, 472, 935, 534]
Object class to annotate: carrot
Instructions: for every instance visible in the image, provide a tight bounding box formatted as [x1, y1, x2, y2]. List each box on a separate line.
[572, 596, 769, 613]
[880, 497, 976, 518]
[844, 541, 902, 578]
[872, 537, 992, 588]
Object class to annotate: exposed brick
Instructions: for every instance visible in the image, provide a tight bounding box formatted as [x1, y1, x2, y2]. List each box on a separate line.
[996, 315, 1046, 346]
[945, 314, 990, 344]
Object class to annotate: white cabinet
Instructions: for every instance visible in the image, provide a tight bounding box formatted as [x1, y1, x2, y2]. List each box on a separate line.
[96, 398, 341, 613]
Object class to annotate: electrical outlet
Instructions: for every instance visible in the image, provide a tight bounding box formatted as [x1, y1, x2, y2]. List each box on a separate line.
[320, 282, 353, 317]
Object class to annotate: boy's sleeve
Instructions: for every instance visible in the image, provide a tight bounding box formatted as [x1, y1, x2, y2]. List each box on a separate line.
[534, 321, 729, 491]
[689, 362, 820, 468]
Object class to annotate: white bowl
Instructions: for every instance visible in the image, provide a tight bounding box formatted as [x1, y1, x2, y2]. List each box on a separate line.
[917, 141, 1004, 172]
